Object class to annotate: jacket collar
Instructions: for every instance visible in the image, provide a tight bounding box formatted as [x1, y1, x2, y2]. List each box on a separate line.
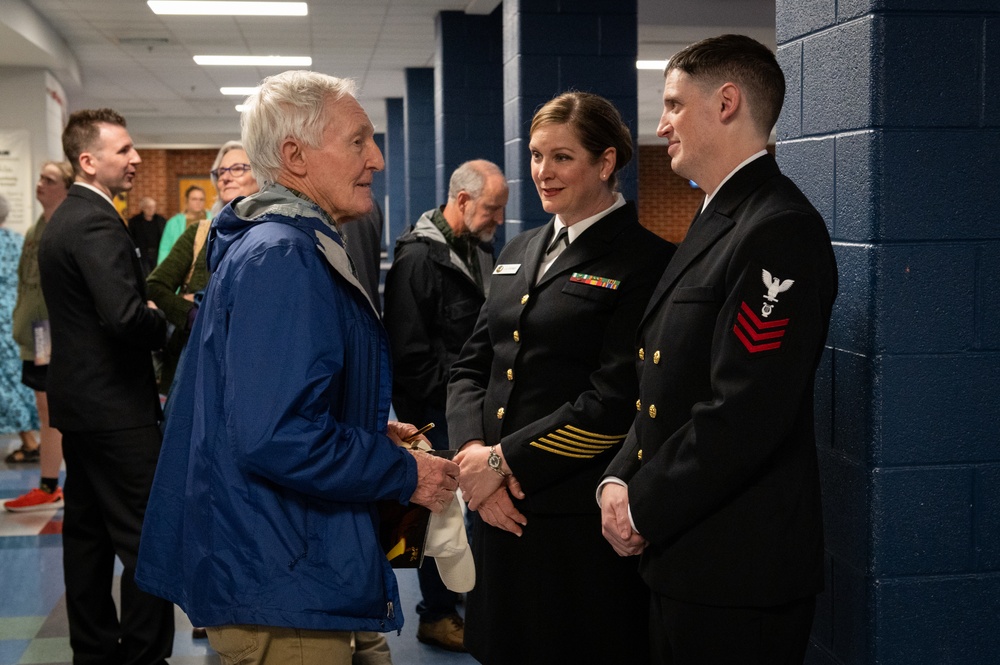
[406, 209, 491, 294]
[69, 183, 120, 217]
[218, 184, 380, 317]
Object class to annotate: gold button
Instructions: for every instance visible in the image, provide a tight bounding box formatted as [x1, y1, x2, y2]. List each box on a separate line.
[636, 399, 641, 411]
[638, 449, 643, 461]
[648, 404, 657, 418]
[497, 407, 505, 419]
[653, 350, 661, 364]
[506, 368, 514, 381]
[638, 347, 645, 361]
[521, 294, 529, 305]
[513, 330, 520, 343]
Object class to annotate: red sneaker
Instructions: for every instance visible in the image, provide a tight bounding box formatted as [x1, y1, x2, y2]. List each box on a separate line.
[3, 487, 64, 513]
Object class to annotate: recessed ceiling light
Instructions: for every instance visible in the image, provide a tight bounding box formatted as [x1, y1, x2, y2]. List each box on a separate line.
[195, 55, 312, 66]
[148, 2, 308, 16]
[636, 60, 668, 70]
[235, 104, 249, 112]
[220, 87, 259, 95]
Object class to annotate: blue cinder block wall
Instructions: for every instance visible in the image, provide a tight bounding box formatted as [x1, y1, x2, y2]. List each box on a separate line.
[502, 0, 638, 237]
[435, 8, 505, 245]
[776, 1, 1000, 663]
[404, 67, 437, 232]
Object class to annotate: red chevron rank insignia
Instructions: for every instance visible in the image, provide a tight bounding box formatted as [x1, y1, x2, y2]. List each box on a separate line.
[733, 301, 789, 353]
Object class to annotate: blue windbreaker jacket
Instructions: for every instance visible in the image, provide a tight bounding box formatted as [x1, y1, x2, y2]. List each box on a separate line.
[136, 185, 417, 633]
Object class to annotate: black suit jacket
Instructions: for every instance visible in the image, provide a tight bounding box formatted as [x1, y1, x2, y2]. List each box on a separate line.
[604, 155, 838, 607]
[448, 202, 675, 513]
[38, 184, 166, 432]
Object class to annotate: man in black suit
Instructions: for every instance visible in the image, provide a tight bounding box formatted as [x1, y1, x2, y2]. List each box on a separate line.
[38, 108, 174, 665]
[601, 35, 838, 664]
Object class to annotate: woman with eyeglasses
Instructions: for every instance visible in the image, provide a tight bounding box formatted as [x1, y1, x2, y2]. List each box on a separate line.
[147, 141, 259, 393]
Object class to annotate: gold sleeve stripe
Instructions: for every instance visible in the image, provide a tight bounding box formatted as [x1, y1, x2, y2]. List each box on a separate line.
[529, 442, 594, 458]
[549, 431, 625, 447]
[563, 425, 628, 441]
[536, 438, 610, 455]
[543, 433, 616, 450]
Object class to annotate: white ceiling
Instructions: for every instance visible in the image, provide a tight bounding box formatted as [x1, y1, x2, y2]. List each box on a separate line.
[2, 0, 775, 147]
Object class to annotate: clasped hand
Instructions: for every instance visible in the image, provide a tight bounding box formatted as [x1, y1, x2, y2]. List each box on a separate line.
[454, 442, 527, 536]
[600, 483, 647, 556]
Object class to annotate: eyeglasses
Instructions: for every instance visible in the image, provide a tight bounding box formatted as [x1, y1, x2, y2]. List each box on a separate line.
[211, 163, 251, 179]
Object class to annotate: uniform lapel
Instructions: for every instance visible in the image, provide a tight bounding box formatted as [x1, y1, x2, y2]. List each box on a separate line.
[534, 203, 632, 290]
[639, 156, 779, 325]
[519, 221, 552, 292]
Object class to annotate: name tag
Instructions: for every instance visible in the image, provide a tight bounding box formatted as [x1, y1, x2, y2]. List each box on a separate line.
[493, 264, 521, 275]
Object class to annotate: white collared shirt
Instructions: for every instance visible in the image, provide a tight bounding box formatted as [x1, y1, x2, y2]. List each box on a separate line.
[536, 192, 626, 281]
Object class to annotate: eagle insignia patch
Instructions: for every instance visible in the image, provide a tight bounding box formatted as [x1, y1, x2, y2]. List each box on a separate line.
[760, 269, 794, 318]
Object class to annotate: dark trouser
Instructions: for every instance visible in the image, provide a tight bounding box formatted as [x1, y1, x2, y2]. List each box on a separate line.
[409, 406, 460, 622]
[650, 593, 816, 665]
[62, 426, 174, 665]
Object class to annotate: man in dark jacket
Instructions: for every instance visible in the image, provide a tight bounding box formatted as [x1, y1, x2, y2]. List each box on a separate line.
[38, 108, 174, 665]
[383, 159, 507, 651]
[600, 35, 837, 664]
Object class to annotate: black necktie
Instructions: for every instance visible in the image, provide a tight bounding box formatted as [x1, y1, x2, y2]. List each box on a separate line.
[545, 227, 569, 255]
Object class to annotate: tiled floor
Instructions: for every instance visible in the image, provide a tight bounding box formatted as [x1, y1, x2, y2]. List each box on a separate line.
[0, 433, 474, 665]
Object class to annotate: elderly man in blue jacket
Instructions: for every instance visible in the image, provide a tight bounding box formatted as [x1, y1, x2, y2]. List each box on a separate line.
[136, 70, 460, 665]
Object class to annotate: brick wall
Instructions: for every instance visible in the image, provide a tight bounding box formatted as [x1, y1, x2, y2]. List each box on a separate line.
[636, 144, 703, 244]
[127, 148, 217, 220]
[636, 144, 778, 244]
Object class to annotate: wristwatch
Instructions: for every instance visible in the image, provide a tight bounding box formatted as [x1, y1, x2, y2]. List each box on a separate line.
[488, 445, 508, 478]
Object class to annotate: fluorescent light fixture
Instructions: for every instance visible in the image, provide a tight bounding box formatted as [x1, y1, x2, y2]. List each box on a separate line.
[195, 55, 311, 66]
[148, 2, 308, 16]
[235, 104, 249, 112]
[636, 60, 668, 70]
[220, 87, 258, 95]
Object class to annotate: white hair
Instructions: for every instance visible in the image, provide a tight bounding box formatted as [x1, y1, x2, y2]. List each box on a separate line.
[241, 70, 357, 187]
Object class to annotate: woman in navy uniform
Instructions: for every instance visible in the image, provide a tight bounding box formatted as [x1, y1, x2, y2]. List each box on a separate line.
[447, 92, 675, 664]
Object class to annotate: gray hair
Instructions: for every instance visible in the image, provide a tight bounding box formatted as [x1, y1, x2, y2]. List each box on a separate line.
[448, 159, 504, 201]
[209, 140, 245, 215]
[241, 71, 357, 187]
[210, 140, 245, 186]
[0, 193, 9, 224]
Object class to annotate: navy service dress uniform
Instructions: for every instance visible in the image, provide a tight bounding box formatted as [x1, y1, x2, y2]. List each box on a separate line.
[604, 154, 838, 657]
[447, 201, 675, 665]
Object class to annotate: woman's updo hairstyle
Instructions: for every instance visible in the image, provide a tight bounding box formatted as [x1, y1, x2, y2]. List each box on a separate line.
[529, 91, 633, 190]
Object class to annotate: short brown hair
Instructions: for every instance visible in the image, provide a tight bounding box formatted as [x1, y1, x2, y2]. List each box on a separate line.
[62, 109, 127, 176]
[184, 185, 205, 199]
[667, 34, 785, 136]
[530, 92, 633, 190]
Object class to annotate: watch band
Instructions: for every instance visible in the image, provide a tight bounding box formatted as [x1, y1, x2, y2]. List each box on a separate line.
[488, 445, 508, 478]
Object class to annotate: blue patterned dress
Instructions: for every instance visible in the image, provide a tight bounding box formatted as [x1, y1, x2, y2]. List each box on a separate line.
[0, 227, 39, 433]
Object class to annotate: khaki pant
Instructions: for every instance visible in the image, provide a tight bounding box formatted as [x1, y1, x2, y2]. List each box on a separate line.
[207, 624, 355, 665]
